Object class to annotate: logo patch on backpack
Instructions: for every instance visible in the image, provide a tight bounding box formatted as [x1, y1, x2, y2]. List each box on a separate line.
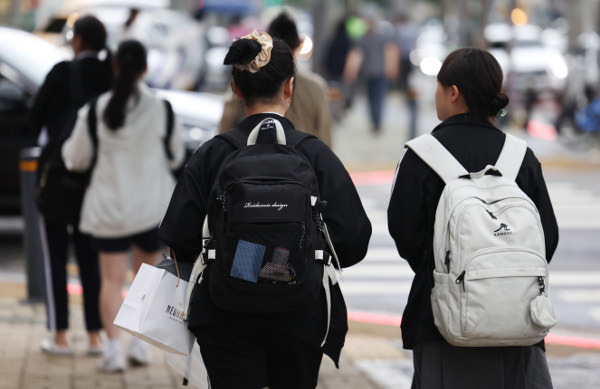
[493, 223, 512, 236]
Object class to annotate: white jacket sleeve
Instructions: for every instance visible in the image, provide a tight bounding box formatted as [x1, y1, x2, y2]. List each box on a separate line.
[62, 103, 94, 172]
[168, 114, 186, 171]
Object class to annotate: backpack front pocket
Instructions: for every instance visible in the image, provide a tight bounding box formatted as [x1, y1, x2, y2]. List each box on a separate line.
[458, 248, 549, 341]
[222, 221, 307, 286]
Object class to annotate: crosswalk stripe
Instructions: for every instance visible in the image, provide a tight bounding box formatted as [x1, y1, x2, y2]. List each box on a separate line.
[557, 290, 600, 303]
[589, 308, 600, 322]
[360, 180, 600, 231]
[340, 281, 412, 295]
[344, 266, 414, 278]
[551, 272, 600, 286]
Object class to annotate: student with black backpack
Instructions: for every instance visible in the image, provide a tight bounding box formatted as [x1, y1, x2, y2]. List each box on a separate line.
[158, 30, 371, 389]
[30, 15, 112, 357]
[62, 39, 185, 372]
[388, 48, 559, 388]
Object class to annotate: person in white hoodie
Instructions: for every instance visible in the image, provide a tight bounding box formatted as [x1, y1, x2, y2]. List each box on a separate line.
[62, 39, 185, 373]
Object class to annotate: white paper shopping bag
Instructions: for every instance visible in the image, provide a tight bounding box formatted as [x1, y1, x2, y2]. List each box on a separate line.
[114, 263, 195, 356]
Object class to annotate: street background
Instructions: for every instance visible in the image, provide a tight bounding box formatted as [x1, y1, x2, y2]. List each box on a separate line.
[1, 0, 600, 388]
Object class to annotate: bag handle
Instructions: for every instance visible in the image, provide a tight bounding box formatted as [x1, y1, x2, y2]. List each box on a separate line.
[469, 164, 500, 180]
[247, 118, 286, 146]
[162, 247, 182, 287]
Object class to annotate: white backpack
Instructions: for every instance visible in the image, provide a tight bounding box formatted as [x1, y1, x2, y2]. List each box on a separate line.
[406, 133, 557, 347]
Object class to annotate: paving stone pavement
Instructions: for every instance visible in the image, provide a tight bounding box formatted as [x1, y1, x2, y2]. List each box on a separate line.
[0, 281, 388, 389]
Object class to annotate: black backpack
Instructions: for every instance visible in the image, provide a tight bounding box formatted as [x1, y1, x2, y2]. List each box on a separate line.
[195, 118, 340, 339]
[36, 61, 99, 224]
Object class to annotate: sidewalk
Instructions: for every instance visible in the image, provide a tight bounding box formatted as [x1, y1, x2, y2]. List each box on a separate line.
[0, 279, 384, 389]
[2, 277, 600, 389]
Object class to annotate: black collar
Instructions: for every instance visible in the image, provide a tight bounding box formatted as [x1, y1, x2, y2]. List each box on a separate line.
[432, 113, 500, 133]
[237, 113, 296, 133]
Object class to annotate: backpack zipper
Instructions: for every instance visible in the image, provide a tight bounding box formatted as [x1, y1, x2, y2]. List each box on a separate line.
[223, 177, 311, 193]
[455, 270, 466, 291]
[455, 247, 548, 293]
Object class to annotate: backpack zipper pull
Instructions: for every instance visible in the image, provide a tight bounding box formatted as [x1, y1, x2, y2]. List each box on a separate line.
[486, 210, 497, 220]
[455, 271, 466, 291]
[538, 276, 546, 295]
[444, 251, 450, 273]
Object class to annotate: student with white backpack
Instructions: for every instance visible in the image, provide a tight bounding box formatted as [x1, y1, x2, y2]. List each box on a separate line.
[388, 48, 559, 388]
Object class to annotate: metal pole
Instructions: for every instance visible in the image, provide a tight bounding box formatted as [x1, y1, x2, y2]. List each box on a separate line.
[19, 147, 46, 303]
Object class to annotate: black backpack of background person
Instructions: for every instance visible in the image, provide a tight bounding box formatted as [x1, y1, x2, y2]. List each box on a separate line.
[201, 118, 340, 324]
[36, 61, 99, 224]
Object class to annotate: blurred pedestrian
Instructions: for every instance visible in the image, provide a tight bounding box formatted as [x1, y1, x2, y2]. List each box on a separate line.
[324, 18, 353, 119]
[388, 48, 559, 388]
[394, 13, 419, 139]
[325, 19, 352, 84]
[344, 16, 398, 134]
[159, 30, 371, 388]
[62, 39, 185, 372]
[219, 12, 333, 147]
[30, 15, 113, 357]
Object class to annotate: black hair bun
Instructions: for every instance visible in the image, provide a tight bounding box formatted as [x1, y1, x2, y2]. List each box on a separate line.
[489, 92, 509, 115]
[224, 39, 262, 66]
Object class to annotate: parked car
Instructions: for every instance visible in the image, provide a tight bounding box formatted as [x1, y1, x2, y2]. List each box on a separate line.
[485, 23, 568, 100]
[0, 26, 221, 214]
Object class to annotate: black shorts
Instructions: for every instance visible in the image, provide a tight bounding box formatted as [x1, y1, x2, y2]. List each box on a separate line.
[92, 227, 161, 253]
[191, 323, 323, 389]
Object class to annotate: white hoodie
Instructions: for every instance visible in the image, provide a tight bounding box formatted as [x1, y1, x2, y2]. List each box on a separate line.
[62, 83, 185, 238]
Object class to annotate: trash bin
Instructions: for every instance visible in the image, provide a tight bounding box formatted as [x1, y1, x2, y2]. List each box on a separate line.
[19, 147, 46, 303]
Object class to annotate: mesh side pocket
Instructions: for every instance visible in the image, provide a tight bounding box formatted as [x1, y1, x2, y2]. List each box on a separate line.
[271, 247, 290, 265]
[230, 240, 266, 282]
[259, 247, 294, 283]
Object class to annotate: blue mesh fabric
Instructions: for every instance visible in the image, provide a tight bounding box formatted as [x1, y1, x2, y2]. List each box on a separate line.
[231, 240, 266, 282]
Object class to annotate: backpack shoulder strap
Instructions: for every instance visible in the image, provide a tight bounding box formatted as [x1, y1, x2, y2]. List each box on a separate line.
[86, 96, 99, 167]
[87, 96, 99, 150]
[162, 99, 174, 160]
[218, 127, 247, 149]
[285, 129, 316, 148]
[68, 60, 84, 106]
[494, 133, 527, 181]
[405, 134, 468, 184]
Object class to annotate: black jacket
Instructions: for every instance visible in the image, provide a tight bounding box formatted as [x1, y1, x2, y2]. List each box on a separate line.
[30, 56, 112, 165]
[159, 113, 372, 364]
[387, 113, 559, 350]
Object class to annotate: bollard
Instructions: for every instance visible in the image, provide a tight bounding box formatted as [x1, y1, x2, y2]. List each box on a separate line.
[19, 147, 46, 303]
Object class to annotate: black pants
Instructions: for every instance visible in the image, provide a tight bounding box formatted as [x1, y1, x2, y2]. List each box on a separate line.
[191, 324, 323, 389]
[41, 218, 101, 332]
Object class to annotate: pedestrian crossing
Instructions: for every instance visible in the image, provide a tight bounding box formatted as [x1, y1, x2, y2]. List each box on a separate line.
[547, 182, 600, 229]
[341, 179, 600, 330]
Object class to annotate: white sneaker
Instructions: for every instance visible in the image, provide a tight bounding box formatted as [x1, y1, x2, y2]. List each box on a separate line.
[127, 338, 150, 366]
[97, 351, 126, 373]
[87, 344, 104, 357]
[40, 338, 74, 357]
